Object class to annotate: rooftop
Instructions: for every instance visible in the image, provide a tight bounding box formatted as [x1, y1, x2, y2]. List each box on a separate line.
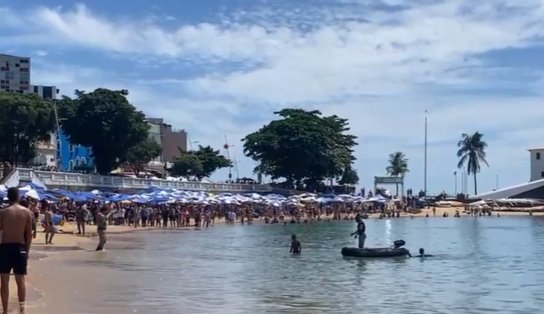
[528, 148, 544, 151]
[0, 53, 29, 59]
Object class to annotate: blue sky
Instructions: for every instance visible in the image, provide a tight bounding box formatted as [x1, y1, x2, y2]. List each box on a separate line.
[2, 0, 544, 195]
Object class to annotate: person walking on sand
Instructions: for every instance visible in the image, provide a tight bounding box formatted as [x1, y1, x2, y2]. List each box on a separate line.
[76, 204, 90, 235]
[96, 206, 116, 251]
[0, 187, 34, 314]
[44, 204, 56, 245]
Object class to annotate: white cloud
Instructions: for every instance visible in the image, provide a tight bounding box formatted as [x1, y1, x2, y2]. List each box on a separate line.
[5, 1, 544, 192]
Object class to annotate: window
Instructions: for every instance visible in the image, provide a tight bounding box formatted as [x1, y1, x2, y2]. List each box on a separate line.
[20, 68, 29, 72]
[15, 63, 19, 68]
[69, 160, 74, 170]
[541, 171, 544, 178]
[81, 157, 86, 165]
[537, 152, 541, 160]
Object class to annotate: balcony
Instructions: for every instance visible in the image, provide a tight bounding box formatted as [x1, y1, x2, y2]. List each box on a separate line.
[3, 168, 272, 193]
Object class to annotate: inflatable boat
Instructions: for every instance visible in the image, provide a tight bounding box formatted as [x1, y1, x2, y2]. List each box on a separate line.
[341, 247, 410, 258]
[341, 240, 410, 258]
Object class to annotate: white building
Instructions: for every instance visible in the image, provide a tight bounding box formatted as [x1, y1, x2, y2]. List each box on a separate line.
[34, 133, 58, 168]
[0, 53, 31, 93]
[32, 85, 60, 168]
[32, 85, 59, 99]
[529, 148, 544, 181]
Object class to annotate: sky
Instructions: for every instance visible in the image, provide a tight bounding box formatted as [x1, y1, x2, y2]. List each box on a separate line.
[2, 0, 544, 195]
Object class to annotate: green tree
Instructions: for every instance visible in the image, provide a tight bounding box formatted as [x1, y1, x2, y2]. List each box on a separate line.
[169, 153, 203, 178]
[339, 165, 359, 185]
[192, 145, 232, 179]
[60, 89, 150, 174]
[386, 152, 409, 196]
[457, 132, 489, 195]
[125, 139, 162, 176]
[242, 109, 357, 190]
[0, 92, 56, 167]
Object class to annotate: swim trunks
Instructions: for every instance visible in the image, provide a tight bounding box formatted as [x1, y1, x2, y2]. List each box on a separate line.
[0, 243, 28, 275]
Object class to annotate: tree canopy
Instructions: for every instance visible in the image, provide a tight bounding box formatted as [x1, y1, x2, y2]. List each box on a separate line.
[168, 153, 203, 178]
[168, 145, 231, 179]
[192, 145, 232, 178]
[457, 131, 489, 195]
[242, 109, 357, 189]
[386, 152, 409, 176]
[339, 165, 359, 185]
[0, 92, 56, 166]
[59, 89, 150, 174]
[125, 139, 162, 176]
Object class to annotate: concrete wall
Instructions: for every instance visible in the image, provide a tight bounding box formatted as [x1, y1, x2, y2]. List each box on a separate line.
[530, 149, 544, 181]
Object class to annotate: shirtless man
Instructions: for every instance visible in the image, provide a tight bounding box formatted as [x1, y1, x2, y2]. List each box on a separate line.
[0, 187, 33, 314]
[44, 205, 55, 245]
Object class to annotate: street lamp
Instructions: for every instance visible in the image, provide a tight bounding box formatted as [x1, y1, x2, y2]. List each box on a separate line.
[454, 171, 457, 196]
[424, 110, 428, 194]
[189, 140, 199, 151]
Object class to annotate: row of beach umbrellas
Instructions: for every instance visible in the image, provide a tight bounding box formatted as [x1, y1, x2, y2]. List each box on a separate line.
[0, 184, 390, 207]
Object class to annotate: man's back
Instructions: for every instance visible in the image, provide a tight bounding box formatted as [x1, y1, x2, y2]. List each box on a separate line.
[0, 204, 33, 245]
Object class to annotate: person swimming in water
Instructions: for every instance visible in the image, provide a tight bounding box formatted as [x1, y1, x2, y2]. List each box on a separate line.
[414, 248, 433, 258]
[290, 234, 301, 255]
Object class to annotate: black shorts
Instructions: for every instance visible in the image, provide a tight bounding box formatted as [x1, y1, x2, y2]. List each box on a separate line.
[0, 243, 28, 275]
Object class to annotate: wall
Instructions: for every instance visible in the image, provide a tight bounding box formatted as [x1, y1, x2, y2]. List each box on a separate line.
[530, 149, 544, 181]
[59, 130, 95, 171]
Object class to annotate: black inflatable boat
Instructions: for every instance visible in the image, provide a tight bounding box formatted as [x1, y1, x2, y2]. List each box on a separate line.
[341, 247, 410, 258]
[341, 240, 410, 258]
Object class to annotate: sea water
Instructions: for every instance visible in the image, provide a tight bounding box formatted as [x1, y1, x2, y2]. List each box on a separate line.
[37, 217, 544, 314]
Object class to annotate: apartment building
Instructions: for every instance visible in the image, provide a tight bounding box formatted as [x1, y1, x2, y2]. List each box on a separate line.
[0, 53, 30, 93]
[146, 118, 188, 163]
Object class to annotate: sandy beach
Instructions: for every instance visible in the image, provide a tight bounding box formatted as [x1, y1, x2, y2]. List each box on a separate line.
[14, 208, 543, 313]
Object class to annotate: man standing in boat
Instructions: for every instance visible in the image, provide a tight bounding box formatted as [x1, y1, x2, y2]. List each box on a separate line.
[351, 217, 366, 248]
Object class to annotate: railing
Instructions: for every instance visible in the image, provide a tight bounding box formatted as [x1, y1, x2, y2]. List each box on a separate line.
[9, 168, 272, 192]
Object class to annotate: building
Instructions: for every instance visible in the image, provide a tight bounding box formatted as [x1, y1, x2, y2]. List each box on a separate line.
[58, 130, 94, 171]
[32, 85, 59, 99]
[476, 147, 544, 200]
[147, 118, 164, 162]
[529, 148, 544, 181]
[32, 85, 60, 168]
[146, 118, 188, 163]
[33, 133, 58, 168]
[0, 54, 30, 93]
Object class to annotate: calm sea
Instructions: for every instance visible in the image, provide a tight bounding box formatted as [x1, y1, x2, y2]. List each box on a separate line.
[41, 217, 544, 314]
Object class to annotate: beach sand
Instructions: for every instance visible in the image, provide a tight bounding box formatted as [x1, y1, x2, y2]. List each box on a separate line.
[13, 209, 543, 313]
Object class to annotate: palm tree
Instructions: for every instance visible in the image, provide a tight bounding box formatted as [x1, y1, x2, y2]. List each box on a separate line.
[457, 132, 489, 195]
[386, 152, 409, 195]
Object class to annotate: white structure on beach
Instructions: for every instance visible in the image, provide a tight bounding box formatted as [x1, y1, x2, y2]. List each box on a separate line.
[476, 147, 544, 200]
[529, 147, 544, 181]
